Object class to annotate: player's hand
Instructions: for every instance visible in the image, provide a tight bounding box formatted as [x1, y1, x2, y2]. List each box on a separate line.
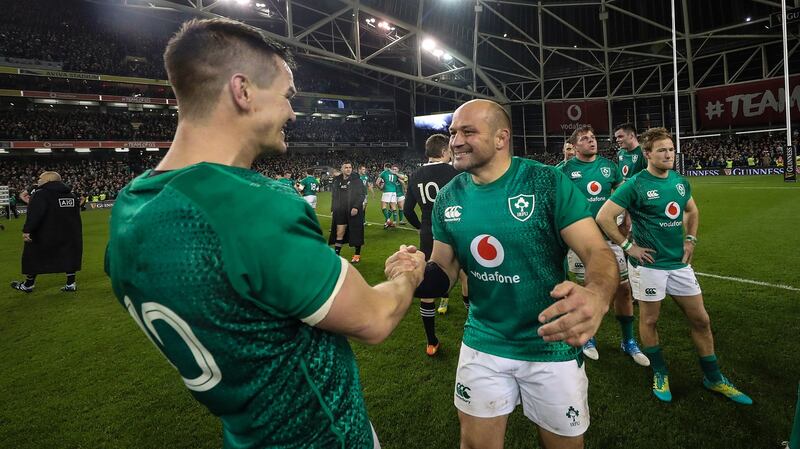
[537, 281, 609, 347]
[681, 241, 695, 264]
[20, 191, 30, 204]
[22, 233, 32, 242]
[626, 244, 655, 265]
[385, 245, 424, 283]
[350, 208, 358, 216]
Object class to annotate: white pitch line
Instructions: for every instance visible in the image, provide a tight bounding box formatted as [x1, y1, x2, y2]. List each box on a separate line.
[695, 272, 800, 292]
[318, 214, 800, 292]
[316, 214, 418, 232]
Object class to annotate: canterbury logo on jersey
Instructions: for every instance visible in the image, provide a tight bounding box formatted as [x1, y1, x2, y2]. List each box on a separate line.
[444, 205, 462, 222]
[646, 190, 660, 199]
[570, 171, 582, 179]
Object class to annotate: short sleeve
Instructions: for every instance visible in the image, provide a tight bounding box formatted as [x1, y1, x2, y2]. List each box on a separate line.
[431, 189, 453, 245]
[684, 178, 693, 200]
[223, 192, 346, 325]
[553, 169, 592, 230]
[609, 177, 637, 210]
[612, 163, 623, 187]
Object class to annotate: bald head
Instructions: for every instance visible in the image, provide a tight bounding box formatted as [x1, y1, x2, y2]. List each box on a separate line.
[457, 99, 511, 132]
[38, 171, 61, 186]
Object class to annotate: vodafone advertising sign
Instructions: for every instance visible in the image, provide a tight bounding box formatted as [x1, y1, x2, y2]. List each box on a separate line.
[545, 100, 609, 134]
[696, 75, 800, 129]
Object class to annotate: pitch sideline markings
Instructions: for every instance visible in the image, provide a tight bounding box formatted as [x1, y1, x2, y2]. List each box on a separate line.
[317, 214, 800, 292]
[694, 272, 800, 292]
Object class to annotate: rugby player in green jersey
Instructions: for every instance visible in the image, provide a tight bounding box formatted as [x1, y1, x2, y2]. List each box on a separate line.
[298, 168, 319, 209]
[561, 125, 649, 367]
[614, 123, 647, 182]
[377, 163, 398, 228]
[596, 127, 752, 405]
[554, 141, 575, 170]
[402, 99, 618, 449]
[105, 18, 426, 449]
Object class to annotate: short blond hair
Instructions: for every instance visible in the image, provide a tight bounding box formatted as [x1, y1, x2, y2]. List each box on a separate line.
[641, 127, 673, 153]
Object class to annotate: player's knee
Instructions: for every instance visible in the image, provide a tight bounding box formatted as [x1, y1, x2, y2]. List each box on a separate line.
[689, 311, 711, 332]
[641, 313, 659, 329]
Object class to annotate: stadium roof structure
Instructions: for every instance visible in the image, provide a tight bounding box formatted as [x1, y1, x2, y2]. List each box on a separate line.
[107, 0, 798, 127]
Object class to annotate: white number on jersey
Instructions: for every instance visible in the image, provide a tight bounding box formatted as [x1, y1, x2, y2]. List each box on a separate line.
[417, 182, 440, 205]
[124, 296, 222, 392]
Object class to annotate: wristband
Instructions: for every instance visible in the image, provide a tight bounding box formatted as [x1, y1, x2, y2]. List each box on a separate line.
[620, 239, 633, 252]
[685, 235, 697, 245]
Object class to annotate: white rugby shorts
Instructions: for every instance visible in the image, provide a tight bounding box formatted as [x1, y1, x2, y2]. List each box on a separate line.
[454, 343, 589, 437]
[628, 263, 702, 301]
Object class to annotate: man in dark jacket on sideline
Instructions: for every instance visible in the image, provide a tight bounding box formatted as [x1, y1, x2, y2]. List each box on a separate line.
[11, 171, 83, 293]
[328, 161, 366, 264]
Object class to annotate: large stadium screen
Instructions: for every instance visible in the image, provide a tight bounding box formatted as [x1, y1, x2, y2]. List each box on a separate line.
[413, 112, 453, 132]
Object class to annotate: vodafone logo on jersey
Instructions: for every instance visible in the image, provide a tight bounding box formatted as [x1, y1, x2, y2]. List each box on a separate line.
[665, 201, 681, 219]
[470, 234, 505, 268]
[587, 181, 602, 195]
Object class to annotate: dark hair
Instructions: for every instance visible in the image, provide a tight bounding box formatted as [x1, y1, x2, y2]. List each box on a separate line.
[640, 127, 673, 152]
[306, 169, 314, 175]
[425, 134, 449, 158]
[568, 125, 595, 145]
[614, 123, 637, 135]
[164, 18, 294, 120]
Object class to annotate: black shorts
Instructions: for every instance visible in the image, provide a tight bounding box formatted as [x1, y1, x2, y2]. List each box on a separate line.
[332, 208, 350, 225]
[420, 228, 434, 261]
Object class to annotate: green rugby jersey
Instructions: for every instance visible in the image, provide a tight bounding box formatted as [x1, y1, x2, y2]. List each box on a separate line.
[378, 169, 397, 193]
[359, 174, 369, 187]
[395, 174, 406, 195]
[617, 145, 647, 181]
[105, 163, 373, 449]
[299, 175, 319, 196]
[609, 169, 693, 270]
[432, 157, 592, 362]
[277, 177, 295, 189]
[554, 159, 568, 170]
[560, 156, 622, 218]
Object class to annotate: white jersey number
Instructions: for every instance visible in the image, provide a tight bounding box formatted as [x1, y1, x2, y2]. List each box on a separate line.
[416, 182, 440, 205]
[124, 296, 222, 392]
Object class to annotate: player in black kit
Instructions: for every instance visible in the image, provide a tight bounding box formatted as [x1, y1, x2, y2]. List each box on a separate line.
[404, 134, 468, 356]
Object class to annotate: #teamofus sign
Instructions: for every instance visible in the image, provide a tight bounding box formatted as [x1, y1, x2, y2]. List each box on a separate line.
[696, 75, 800, 129]
[545, 100, 609, 134]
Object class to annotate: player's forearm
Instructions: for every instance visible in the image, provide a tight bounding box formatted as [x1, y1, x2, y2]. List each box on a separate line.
[361, 275, 417, 344]
[596, 213, 626, 245]
[582, 245, 618, 309]
[684, 210, 699, 237]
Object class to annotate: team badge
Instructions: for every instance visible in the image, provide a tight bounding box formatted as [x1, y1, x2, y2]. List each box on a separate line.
[601, 167, 611, 178]
[676, 184, 686, 197]
[632, 155, 639, 163]
[508, 194, 535, 222]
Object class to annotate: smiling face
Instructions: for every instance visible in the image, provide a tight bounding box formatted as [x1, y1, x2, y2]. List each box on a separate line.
[449, 101, 502, 173]
[250, 56, 297, 156]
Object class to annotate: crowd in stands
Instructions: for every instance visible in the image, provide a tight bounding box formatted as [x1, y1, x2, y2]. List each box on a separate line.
[0, 75, 175, 99]
[0, 0, 383, 97]
[3, 131, 793, 205]
[0, 109, 177, 141]
[286, 117, 405, 142]
[681, 134, 789, 168]
[0, 107, 406, 143]
[0, 157, 145, 201]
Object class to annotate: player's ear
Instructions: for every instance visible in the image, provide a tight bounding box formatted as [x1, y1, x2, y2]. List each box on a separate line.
[495, 128, 510, 151]
[229, 73, 252, 112]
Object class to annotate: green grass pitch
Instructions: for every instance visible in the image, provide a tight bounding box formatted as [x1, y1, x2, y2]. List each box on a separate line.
[1, 174, 798, 448]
